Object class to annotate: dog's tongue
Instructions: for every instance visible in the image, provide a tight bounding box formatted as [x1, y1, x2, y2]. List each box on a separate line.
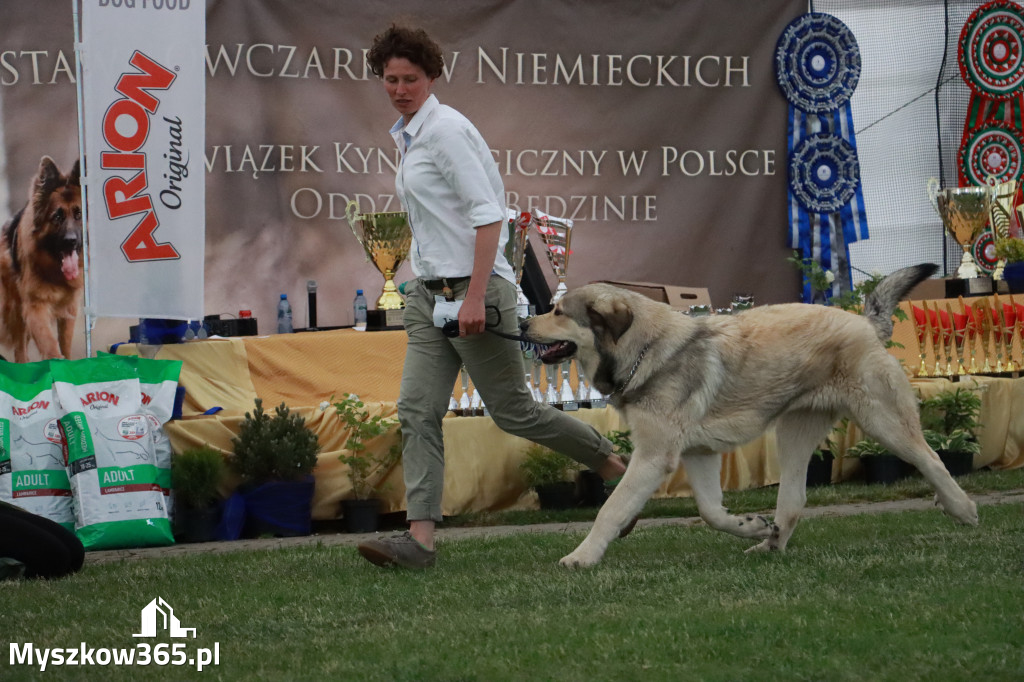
[62, 253, 79, 280]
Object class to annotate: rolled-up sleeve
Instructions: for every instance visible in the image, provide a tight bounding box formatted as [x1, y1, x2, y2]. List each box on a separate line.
[433, 125, 506, 228]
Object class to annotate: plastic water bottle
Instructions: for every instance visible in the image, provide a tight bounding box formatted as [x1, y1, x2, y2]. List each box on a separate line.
[353, 289, 368, 330]
[277, 294, 293, 333]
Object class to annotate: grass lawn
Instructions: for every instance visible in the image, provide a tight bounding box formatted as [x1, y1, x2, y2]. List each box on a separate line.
[2, 469, 1023, 681]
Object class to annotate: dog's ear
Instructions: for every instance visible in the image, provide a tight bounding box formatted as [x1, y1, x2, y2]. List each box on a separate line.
[587, 298, 633, 344]
[34, 156, 61, 196]
[68, 160, 81, 188]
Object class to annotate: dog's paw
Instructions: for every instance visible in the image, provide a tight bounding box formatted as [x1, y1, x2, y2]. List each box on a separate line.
[744, 539, 781, 554]
[559, 549, 601, 569]
[936, 494, 980, 526]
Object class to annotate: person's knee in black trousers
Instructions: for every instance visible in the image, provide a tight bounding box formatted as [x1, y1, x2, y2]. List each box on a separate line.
[0, 501, 84, 580]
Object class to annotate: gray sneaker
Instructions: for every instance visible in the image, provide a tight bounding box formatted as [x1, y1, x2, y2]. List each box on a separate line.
[358, 531, 437, 569]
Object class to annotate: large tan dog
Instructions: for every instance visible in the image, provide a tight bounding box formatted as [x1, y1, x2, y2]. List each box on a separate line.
[0, 156, 83, 362]
[521, 264, 979, 567]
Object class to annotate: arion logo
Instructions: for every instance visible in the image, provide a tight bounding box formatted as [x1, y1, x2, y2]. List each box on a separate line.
[133, 597, 196, 639]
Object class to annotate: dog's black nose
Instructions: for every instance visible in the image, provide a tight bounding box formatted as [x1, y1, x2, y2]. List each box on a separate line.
[519, 318, 530, 332]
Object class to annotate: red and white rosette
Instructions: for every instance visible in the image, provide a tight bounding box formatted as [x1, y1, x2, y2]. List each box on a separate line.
[958, 1, 1024, 186]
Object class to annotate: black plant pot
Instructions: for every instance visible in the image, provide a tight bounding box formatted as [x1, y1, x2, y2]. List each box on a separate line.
[174, 501, 221, 543]
[806, 450, 835, 487]
[937, 449, 974, 477]
[535, 481, 577, 510]
[1003, 262, 1024, 294]
[575, 469, 608, 507]
[341, 498, 381, 533]
[864, 454, 913, 485]
[240, 475, 315, 538]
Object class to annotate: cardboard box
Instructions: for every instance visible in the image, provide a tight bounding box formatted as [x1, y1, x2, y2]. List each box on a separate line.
[595, 280, 711, 310]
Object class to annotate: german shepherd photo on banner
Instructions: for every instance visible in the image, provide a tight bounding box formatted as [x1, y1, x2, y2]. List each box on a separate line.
[0, 156, 83, 362]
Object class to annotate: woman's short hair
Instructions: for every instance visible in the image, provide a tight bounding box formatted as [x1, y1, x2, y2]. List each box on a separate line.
[367, 25, 445, 79]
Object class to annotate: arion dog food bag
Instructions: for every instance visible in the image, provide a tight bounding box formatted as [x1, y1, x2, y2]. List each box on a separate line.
[110, 354, 182, 516]
[0, 361, 74, 529]
[51, 355, 173, 550]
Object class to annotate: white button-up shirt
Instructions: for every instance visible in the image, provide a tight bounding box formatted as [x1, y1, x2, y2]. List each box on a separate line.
[390, 94, 514, 283]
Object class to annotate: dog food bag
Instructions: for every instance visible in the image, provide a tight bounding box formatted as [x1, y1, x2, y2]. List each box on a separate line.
[0, 361, 74, 529]
[51, 355, 173, 550]
[107, 354, 182, 516]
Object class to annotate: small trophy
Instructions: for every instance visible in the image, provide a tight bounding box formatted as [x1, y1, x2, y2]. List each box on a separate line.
[911, 303, 930, 377]
[927, 179, 994, 288]
[973, 300, 994, 373]
[560, 364, 578, 411]
[345, 200, 412, 330]
[505, 209, 533, 319]
[961, 296, 981, 374]
[947, 303, 968, 375]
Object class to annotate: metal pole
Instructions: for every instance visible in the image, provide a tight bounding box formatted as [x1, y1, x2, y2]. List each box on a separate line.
[71, 0, 94, 357]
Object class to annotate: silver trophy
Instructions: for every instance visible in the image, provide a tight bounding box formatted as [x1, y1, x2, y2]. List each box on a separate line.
[505, 209, 533, 319]
[536, 211, 577, 407]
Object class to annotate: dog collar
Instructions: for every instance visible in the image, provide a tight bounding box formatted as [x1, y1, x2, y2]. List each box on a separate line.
[612, 342, 651, 396]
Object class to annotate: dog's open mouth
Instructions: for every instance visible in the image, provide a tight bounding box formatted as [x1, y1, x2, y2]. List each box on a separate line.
[61, 251, 80, 281]
[538, 340, 577, 364]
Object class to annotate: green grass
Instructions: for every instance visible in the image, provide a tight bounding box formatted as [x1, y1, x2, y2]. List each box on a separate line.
[442, 466, 1024, 528]
[2, 470, 1023, 682]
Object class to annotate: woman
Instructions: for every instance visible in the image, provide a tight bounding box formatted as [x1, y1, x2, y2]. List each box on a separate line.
[0, 500, 84, 580]
[356, 25, 628, 569]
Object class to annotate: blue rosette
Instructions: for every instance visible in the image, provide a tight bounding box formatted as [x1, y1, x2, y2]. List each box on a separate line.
[776, 12, 868, 303]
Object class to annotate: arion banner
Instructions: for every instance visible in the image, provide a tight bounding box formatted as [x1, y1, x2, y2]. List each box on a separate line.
[81, 0, 205, 320]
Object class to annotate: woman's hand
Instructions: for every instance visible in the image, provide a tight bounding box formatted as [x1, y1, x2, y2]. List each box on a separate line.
[458, 292, 486, 336]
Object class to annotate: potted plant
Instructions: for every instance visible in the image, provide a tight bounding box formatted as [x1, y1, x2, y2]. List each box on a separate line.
[806, 443, 835, 487]
[229, 398, 320, 538]
[171, 445, 225, 543]
[919, 386, 983, 477]
[923, 429, 981, 478]
[846, 437, 912, 484]
[332, 393, 402, 533]
[519, 444, 582, 510]
[995, 237, 1024, 292]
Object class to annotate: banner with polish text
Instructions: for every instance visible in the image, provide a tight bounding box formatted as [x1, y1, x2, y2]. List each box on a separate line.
[81, 0, 204, 319]
[2, 0, 804, 357]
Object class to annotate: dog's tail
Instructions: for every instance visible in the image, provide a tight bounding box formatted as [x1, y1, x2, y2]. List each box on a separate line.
[862, 263, 939, 342]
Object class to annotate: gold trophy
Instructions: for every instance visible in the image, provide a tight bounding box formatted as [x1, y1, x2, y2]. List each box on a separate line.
[973, 300, 994, 373]
[947, 303, 968, 375]
[911, 303, 930, 377]
[938, 308, 954, 376]
[960, 296, 981, 374]
[928, 179, 994, 291]
[994, 293, 1013, 372]
[988, 178, 1018, 281]
[345, 200, 412, 330]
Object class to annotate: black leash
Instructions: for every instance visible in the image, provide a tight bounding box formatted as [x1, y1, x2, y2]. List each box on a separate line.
[441, 306, 530, 342]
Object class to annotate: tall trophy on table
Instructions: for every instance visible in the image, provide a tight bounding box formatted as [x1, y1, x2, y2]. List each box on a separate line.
[928, 179, 994, 295]
[505, 209, 534, 320]
[535, 211, 579, 410]
[345, 200, 412, 330]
